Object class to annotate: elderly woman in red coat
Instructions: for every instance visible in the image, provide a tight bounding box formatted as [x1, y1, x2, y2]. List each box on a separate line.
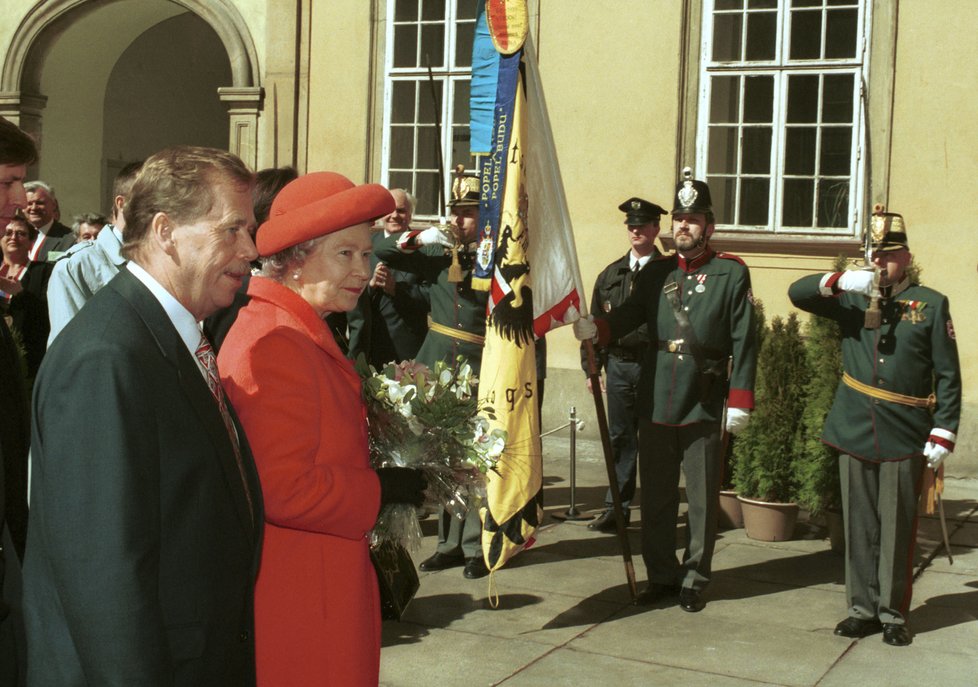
[219, 172, 426, 686]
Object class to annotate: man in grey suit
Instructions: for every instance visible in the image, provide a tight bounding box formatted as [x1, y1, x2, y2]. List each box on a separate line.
[24, 146, 263, 685]
[23, 182, 74, 264]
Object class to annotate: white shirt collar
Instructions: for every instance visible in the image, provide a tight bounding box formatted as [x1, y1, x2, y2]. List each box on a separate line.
[35, 219, 54, 237]
[126, 261, 202, 360]
[629, 253, 652, 270]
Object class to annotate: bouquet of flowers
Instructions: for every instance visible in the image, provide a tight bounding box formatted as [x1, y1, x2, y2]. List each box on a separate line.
[357, 356, 506, 550]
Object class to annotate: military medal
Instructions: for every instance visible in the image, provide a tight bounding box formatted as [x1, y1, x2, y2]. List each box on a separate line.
[694, 274, 706, 293]
[695, 284, 706, 293]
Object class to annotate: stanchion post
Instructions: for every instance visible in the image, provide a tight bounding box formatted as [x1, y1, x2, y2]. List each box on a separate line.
[550, 405, 591, 522]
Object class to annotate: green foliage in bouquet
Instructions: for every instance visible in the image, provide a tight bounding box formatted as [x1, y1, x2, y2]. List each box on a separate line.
[732, 312, 810, 503]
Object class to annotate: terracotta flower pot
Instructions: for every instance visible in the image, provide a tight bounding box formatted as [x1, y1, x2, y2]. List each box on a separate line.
[717, 490, 744, 530]
[737, 496, 799, 542]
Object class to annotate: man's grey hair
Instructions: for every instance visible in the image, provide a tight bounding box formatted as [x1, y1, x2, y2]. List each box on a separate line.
[25, 180, 56, 199]
[392, 188, 416, 215]
[260, 236, 328, 282]
[71, 212, 108, 237]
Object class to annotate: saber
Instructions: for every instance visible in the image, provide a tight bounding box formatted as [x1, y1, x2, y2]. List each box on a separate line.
[935, 478, 954, 565]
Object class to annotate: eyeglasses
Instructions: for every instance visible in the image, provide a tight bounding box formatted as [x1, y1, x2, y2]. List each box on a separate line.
[3, 230, 29, 239]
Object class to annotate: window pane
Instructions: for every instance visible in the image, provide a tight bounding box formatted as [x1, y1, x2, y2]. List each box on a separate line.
[787, 74, 819, 123]
[450, 125, 470, 168]
[418, 79, 443, 124]
[415, 172, 440, 216]
[421, 0, 445, 21]
[791, 0, 820, 7]
[710, 75, 740, 123]
[456, 0, 479, 20]
[743, 76, 773, 122]
[715, 0, 743, 10]
[827, 0, 857, 5]
[789, 10, 821, 60]
[748, 0, 777, 8]
[395, 0, 419, 22]
[389, 127, 416, 169]
[745, 11, 777, 61]
[741, 127, 772, 174]
[421, 24, 445, 68]
[453, 80, 470, 124]
[817, 178, 849, 227]
[389, 171, 414, 196]
[740, 178, 769, 225]
[455, 19, 474, 67]
[825, 8, 858, 58]
[708, 126, 739, 175]
[712, 14, 743, 61]
[819, 127, 851, 175]
[417, 126, 440, 169]
[822, 73, 853, 122]
[784, 126, 817, 174]
[707, 176, 736, 224]
[393, 24, 419, 67]
[782, 178, 814, 226]
[391, 81, 416, 124]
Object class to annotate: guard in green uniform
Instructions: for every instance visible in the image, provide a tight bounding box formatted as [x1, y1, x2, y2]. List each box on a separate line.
[373, 177, 490, 580]
[575, 168, 758, 613]
[788, 210, 961, 647]
[581, 197, 666, 533]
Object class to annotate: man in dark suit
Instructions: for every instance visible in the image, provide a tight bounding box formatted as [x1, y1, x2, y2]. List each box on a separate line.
[23, 182, 74, 264]
[24, 146, 264, 685]
[0, 115, 36, 687]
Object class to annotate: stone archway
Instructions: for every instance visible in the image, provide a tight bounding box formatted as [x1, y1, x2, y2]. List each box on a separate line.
[0, 0, 263, 167]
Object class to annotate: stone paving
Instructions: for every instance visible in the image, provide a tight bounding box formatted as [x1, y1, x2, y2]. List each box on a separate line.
[379, 435, 978, 687]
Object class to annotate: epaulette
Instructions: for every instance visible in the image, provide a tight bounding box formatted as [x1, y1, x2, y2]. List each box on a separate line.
[59, 240, 95, 260]
[716, 251, 746, 266]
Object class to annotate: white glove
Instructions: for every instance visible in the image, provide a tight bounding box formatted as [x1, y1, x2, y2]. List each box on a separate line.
[837, 269, 875, 296]
[725, 407, 751, 435]
[923, 441, 950, 470]
[573, 315, 597, 342]
[417, 225, 454, 248]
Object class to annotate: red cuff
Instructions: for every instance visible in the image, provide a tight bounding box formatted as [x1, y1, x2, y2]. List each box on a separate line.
[824, 272, 844, 296]
[728, 388, 754, 409]
[929, 434, 955, 452]
[594, 318, 611, 347]
[398, 230, 423, 250]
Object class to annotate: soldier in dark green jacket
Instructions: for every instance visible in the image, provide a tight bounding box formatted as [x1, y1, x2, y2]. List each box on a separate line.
[789, 210, 961, 647]
[575, 168, 758, 613]
[373, 179, 490, 580]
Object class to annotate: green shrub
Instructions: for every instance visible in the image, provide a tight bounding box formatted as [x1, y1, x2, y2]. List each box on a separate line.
[732, 312, 810, 503]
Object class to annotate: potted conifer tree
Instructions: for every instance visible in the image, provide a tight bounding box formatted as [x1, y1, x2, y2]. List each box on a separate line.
[732, 312, 810, 541]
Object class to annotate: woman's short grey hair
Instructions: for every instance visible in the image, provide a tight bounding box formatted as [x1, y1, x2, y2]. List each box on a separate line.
[260, 235, 328, 281]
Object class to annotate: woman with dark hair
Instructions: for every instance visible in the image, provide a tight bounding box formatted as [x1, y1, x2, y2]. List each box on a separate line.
[0, 214, 52, 377]
[219, 172, 425, 686]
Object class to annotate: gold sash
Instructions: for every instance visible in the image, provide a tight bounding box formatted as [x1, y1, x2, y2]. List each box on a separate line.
[841, 371, 936, 410]
[427, 316, 485, 346]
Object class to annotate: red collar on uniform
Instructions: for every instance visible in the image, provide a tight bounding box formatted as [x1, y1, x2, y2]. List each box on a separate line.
[677, 248, 715, 273]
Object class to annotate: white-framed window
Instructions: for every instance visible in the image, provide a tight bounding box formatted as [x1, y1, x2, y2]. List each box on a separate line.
[697, 0, 870, 237]
[381, 0, 478, 219]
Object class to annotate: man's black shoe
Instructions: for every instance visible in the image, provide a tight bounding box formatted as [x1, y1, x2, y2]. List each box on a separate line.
[633, 583, 680, 606]
[463, 556, 490, 579]
[587, 508, 630, 533]
[882, 623, 912, 646]
[833, 617, 883, 638]
[418, 552, 464, 572]
[678, 587, 705, 613]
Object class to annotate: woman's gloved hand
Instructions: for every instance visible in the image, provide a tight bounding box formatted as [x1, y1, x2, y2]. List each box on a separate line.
[376, 467, 427, 508]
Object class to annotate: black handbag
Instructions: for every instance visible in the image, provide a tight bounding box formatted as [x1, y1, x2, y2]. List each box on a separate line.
[370, 541, 420, 621]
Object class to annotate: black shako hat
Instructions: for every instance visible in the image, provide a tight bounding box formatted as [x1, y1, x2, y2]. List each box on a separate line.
[869, 208, 910, 252]
[449, 173, 480, 208]
[672, 166, 713, 215]
[618, 197, 667, 226]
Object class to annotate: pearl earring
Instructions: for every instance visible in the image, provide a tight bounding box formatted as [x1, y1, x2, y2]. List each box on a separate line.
[292, 271, 301, 280]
